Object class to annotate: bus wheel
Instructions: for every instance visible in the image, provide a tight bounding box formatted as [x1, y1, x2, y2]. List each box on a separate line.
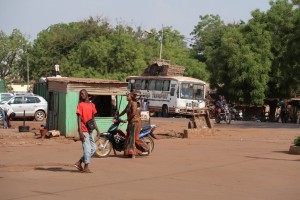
[161, 105, 169, 118]
[188, 121, 194, 129]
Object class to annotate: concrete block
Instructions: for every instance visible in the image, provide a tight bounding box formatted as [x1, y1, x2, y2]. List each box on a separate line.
[289, 145, 300, 155]
[183, 128, 215, 138]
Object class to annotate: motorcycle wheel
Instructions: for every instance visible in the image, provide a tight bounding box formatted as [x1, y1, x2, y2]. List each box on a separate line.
[143, 136, 154, 153]
[215, 116, 221, 124]
[94, 137, 112, 158]
[188, 121, 194, 129]
[225, 114, 231, 124]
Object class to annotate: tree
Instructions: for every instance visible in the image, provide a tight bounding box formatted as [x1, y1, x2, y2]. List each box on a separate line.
[30, 17, 113, 80]
[261, 0, 298, 98]
[0, 29, 29, 82]
[190, 14, 226, 62]
[284, 0, 300, 96]
[29, 16, 209, 82]
[191, 14, 272, 105]
[152, 26, 210, 82]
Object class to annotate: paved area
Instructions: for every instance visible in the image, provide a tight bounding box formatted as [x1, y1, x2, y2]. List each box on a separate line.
[0, 119, 299, 200]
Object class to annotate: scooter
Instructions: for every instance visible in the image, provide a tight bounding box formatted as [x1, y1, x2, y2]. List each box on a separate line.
[94, 116, 156, 158]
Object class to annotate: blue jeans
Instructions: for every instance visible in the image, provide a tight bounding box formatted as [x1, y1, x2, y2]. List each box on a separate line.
[80, 132, 95, 164]
[1, 110, 7, 128]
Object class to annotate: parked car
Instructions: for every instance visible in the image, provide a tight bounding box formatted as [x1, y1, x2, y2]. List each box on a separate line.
[13, 92, 35, 96]
[0, 93, 13, 101]
[0, 94, 48, 121]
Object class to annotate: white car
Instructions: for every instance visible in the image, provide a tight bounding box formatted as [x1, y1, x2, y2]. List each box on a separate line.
[0, 94, 48, 121]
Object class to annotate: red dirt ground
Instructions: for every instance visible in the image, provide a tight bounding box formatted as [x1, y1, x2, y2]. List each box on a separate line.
[0, 118, 299, 200]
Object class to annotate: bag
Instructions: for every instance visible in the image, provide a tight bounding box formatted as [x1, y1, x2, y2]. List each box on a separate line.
[86, 119, 95, 132]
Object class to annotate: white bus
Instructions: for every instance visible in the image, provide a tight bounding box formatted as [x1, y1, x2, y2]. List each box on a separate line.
[126, 76, 206, 117]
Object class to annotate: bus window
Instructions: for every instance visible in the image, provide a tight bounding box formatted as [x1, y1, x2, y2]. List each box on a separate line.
[162, 80, 170, 91]
[193, 85, 204, 99]
[180, 83, 193, 99]
[141, 79, 148, 90]
[148, 80, 156, 90]
[180, 83, 204, 100]
[170, 84, 176, 96]
[155, 80, 163, 91]
[135, 79, 142, 90]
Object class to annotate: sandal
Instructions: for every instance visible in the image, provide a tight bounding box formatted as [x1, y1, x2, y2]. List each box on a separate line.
[74, 163, 83, 171]
[81, 168, 93, 173]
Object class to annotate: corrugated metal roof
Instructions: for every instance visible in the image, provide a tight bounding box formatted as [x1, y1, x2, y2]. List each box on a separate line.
[46, 77, 127, 84]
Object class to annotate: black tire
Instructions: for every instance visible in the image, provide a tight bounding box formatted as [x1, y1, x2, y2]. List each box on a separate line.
[94, 137, 112, 158]
[215, 116, 221, 124]
[161, 105, 169, 118]
[34, 110, 46, 121]
[188, 121, 194, 129]
[19, 125, 30, 132]
[143, 136, 154, 153]
[193, 121, 198, 128]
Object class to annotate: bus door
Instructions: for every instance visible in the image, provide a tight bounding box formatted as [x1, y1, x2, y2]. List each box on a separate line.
[169, 81, 177, 107]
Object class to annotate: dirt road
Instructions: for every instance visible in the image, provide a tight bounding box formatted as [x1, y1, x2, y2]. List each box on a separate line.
[0, 118, 299, 200]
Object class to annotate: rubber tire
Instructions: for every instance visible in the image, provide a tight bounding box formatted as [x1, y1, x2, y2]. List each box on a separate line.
[143, 136, 154, 153]
[188, 121, 194, 129]
[215, 116, 221, 124]
[161, 105, 169, 118]
[34, 110, 46, 121]
[19, 125, 30, 132]
[193, 121, 198, 128]
[94, 137, 112, 158]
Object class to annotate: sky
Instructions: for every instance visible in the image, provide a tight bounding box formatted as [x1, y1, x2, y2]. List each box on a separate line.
[0, 0, 271, 41]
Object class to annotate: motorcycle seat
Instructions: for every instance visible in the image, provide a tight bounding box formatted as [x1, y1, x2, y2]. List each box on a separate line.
[141, 125, 152, 132]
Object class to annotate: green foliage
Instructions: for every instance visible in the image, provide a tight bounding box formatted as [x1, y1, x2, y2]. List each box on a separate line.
[258, 0, 298, 98]
[0, 29, 29, 82]
[190, 14, 225, 62]
[294, 136, 300, 146]
[182, 58, 210, 82]
[191, 0, 299, 105]
[192, 14, 272, 105]
[28, 17, 208, 82]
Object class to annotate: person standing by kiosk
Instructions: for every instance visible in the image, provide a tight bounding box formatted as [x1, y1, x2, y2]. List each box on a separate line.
[74, 89, 100, 173]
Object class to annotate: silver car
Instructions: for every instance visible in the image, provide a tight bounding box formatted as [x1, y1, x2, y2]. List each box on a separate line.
[0, 95, 48, 121]
[0, 93, 13, 101]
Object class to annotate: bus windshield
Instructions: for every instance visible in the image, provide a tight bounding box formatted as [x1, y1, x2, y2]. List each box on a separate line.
[180, 83, 204, 100]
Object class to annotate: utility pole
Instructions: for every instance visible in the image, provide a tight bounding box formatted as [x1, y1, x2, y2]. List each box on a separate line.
[27, 52, 29, 91]
[159, 24, 164, 60]
[23, 45, 29, 91]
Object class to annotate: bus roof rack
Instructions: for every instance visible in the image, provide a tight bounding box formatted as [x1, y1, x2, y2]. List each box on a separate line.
[143, 60, 185, 76]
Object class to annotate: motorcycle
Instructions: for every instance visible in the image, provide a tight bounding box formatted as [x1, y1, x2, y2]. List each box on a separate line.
[214, 104, 231, 124]
[94, 116, 156, 158]
[230, 107, 243, 121]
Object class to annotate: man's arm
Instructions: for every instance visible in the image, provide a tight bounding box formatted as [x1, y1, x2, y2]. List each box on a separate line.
[77, 115, 85, 142]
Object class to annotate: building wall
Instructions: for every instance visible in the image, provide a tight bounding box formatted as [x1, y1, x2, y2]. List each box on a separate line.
[33, 82, 48, 101]
[48, 90, 128, 138]
[10, 84, 29, 92]
[65, 91, 78, 137]
[46, 78, 129, 137]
